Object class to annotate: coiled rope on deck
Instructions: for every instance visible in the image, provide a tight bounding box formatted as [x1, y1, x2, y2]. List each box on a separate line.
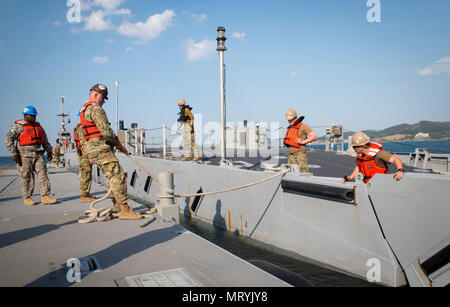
[78, 189, 114, 224]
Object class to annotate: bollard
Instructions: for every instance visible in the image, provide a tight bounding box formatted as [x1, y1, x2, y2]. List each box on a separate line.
[156, 171, 180, 224]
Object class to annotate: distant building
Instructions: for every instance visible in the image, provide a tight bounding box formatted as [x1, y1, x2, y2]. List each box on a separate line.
[415, 132, 430, 139]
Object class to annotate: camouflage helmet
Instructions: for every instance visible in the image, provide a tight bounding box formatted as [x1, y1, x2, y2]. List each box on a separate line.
[285, 109, 298, 121]
[351, 132, 370, 147]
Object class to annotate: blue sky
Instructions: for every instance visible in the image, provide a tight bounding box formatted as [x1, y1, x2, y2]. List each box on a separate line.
[1, 0, 449, 155]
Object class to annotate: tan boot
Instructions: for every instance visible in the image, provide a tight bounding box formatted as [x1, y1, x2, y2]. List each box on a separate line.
[181, 157, 191, 162]
[24, 198, 35, 206]
[193, 157, 201, 162]
[118, 204, 143, 220]
[112, 202, 121, 213]
[80, 195, 97, 203]
[41, 195, 57, 205]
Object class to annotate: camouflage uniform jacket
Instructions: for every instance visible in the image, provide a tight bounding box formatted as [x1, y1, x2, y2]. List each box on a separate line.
[74, 124, 88, 154]
[82, 103, 120, 155]
[5, 122, 52, 157]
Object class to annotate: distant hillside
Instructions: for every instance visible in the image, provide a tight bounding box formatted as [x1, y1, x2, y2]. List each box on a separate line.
[363, 121, 450, 140]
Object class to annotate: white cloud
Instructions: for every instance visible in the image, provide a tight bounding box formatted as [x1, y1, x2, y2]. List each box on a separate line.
[418, 56, 450, 76]
[84, 10, 111, 31]
[84, 0, 126, 11]
[117, 10, 175, 43]
[125, 47, 132, 52]
[183, 38, 216, 61]
[96, 0, 126, 10]
[232, 32, 246, 39]
[106, 38, 114, 44]
[112, 8, 131, 16]
[290, 72, 298, 77]
[92, 56, 109, 64]
[190, 13, 207, 23]
[53, 21, 62, 27]
[435, 56, 450, 64]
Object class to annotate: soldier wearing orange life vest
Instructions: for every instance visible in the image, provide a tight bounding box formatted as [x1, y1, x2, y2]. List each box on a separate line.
[4, 106, 57, 206]
[73, 123, 95, 203]
[342, 132, 405, 184]
[284, 109, 318, 173]
[79, 84, 142, 220]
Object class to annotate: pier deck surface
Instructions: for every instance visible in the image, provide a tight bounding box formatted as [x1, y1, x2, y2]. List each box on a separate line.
[0, 167, 289, 287]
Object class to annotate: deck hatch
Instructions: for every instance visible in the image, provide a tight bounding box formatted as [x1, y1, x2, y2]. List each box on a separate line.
[123, 268, 203, 287]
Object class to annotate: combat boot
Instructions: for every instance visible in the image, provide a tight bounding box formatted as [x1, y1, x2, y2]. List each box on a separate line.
[181, 157, 191, 162]
[112, 201, 121, 213]
[193, 157, 201, 162]
[24, 198, 35, 206]
[80, 195, 97, 203]
[41, 195, 57, 205]
[118, 204, 143, 220]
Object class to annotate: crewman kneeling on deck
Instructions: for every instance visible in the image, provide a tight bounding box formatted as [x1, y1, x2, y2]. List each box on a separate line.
[284, 109, 318, 172]
[4, 106, 57, 206]
[342, 132, 405, 184]
[176, 99, 200, 162]
[73, 122, 96, 203]
[80, 84, 142, 220]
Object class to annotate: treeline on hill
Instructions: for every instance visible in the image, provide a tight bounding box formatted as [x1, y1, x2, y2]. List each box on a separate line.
[363, 121, 450, 140]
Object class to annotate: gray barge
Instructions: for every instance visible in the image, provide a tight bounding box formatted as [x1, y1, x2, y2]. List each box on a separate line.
[63, 148, 450, 287]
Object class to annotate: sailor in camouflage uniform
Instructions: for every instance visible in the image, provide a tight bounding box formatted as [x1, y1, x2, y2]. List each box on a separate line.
[4, 106, 57, 206]
[53, 142, 61, 168]
[73, 123, 96, 203]
[79, 84, 142, 220]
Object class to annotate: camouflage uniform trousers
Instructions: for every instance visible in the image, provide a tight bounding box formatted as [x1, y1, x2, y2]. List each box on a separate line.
[183, 124, 199, 158]
[17, 151, 51, 198]
[77, 153, 93, 197]
[87, 150, 128, 204]
[54, 155, 60, 168]
[288, 151, 309, 173]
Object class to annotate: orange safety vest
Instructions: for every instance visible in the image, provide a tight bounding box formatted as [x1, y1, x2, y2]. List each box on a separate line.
[73, 123, 82, 149]
[356, 142, 389, 183]
[284, 122, 303, 148]
[15, 120, 46, 146]
[80, 101, 102, 140]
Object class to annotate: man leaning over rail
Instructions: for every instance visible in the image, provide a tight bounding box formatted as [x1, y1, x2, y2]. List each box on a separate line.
[79, 84, 142, 220]
[342, 132, 405, 184]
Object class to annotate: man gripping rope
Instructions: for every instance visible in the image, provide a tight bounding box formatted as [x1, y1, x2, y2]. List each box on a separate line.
[79, 84, 142, 220]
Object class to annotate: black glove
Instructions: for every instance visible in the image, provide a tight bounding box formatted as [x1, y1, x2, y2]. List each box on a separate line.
[47, 152, 53, 163]
[77, 148, 83, 157]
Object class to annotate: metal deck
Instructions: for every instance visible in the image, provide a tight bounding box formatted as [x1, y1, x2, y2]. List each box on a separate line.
[0, 167, 290, 287]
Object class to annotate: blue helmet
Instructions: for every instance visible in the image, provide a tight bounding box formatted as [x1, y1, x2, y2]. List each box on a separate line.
[22, 106, 38, 116]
